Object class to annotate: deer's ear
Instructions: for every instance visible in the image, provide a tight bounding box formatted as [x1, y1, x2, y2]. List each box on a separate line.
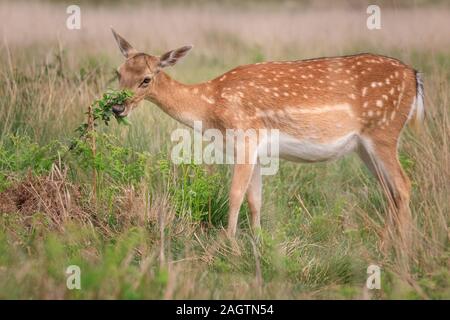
[111, 28, 137, 58]
[158, 45, 193, 68]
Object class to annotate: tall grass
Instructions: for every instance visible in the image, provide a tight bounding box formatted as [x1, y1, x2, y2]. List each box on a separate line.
[0, 1, 448, 299]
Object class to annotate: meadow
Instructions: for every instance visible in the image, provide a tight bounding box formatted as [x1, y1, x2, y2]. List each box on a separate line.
[0, 0, 449, 299]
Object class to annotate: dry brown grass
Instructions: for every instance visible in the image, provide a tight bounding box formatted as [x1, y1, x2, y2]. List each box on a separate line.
[0, 165, 88, 227]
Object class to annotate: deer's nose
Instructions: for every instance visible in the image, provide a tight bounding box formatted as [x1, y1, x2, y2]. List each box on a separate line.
[112, 104, 125, 115]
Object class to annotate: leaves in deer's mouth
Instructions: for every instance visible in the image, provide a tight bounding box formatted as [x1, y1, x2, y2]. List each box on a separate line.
[75, 89, 134, 140]
[116, 116, 132, 126]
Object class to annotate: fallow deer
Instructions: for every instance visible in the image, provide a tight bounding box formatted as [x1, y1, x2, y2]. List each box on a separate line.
[111, 29, 424, 245]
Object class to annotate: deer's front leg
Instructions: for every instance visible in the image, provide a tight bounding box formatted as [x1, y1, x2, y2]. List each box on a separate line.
[227, 163, 255, 237]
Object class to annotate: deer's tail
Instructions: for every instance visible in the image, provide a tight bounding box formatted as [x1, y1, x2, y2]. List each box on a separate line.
[408, 71, 425, 133]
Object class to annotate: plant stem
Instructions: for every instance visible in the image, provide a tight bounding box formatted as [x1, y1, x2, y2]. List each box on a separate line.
[87, 103, 97, 204]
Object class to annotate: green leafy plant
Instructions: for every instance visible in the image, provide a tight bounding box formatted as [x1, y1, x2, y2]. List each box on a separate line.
[68, 89, 134, 199]
[75, 89, 134, 140]
[169, 163, 230, 225]
[73, 133, 150, 185]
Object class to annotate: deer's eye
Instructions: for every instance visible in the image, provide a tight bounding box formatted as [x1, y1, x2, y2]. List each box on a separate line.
[140, 77, 151, 87]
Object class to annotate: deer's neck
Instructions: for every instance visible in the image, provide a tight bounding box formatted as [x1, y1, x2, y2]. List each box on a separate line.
[147, 72, 214, 129]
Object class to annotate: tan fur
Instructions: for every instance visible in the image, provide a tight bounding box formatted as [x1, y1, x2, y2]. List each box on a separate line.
[112, 29, 421, 244]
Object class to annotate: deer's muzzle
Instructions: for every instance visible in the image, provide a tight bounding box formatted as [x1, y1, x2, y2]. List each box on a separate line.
[112, 104, 125, 115]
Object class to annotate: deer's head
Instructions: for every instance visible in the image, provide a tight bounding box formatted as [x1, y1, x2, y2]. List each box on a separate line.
[111, 28, 192, 117]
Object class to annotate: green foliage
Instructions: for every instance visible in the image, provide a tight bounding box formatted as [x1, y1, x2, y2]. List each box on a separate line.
[71, 133, 150, 186]
[157, 160, 229, 225]
[0, 135, 65, 190]
[75, 89, 133, 140]
[399, 151, 415, 174]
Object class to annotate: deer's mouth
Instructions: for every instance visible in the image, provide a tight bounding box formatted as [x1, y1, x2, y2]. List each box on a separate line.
[112, 104, 126, 116]
[112, 104, 133, 118]
[112, 99, 140, 118]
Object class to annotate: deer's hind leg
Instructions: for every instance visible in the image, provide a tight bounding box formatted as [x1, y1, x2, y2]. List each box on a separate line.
[358, 137, 412, 251]
[246, 163, 262, 232]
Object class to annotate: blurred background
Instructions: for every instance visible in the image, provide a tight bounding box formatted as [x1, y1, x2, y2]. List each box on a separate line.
[2, 0, 450, 56]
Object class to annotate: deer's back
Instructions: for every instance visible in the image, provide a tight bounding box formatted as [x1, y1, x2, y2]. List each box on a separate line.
[213, 53, 417, 137]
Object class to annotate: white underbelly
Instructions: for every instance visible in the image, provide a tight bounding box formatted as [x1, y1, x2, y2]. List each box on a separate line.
[275, 132, 360, 162]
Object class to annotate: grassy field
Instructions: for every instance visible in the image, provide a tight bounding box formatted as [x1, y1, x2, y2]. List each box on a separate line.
[0, 0, 449, 299]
